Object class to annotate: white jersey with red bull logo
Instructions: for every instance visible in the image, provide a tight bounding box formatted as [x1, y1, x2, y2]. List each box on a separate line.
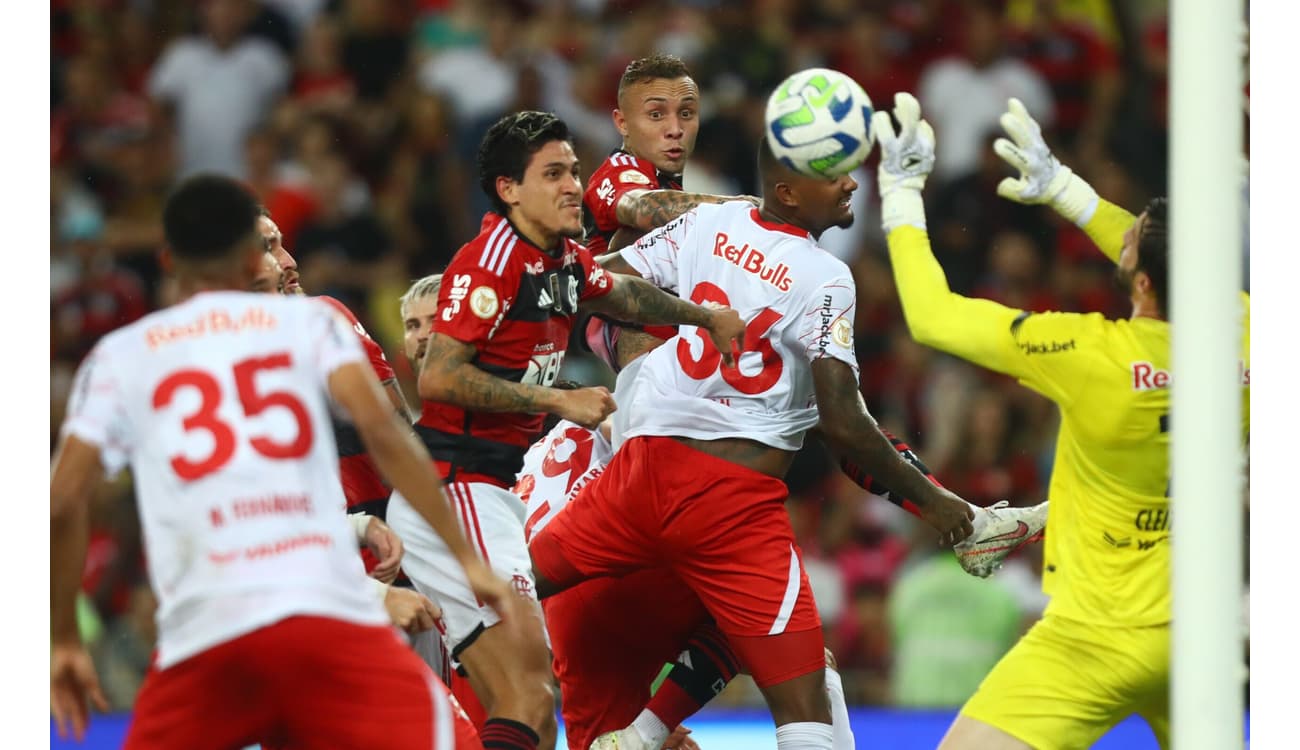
[60, 292, 387, 668]
[617, 201, 861, 451]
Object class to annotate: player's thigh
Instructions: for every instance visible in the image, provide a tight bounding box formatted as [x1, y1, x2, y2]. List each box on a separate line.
[529, 439, 662, 590]
[122, 642, 273, 750]
[389, 482, 539, 654]
[546, 571, 708, 749]
[455, 601, 554, 713]
[662, 470, 823, 685]
[959, 615, 1169, 750]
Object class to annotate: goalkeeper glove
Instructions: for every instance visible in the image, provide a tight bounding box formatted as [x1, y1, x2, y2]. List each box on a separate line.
[870, 92, 935, 232]
[993, 98, 1099, 226]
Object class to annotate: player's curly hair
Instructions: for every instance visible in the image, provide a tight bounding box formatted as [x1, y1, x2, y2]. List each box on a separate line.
[477, 111, 573, 216]
[617, 54, 693, 103]
[1137, 197, 1170, 315]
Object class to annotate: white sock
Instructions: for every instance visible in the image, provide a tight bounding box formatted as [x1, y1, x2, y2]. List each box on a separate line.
[631, 708, 670, 748]
[775, 721, 834, 750]
[824, 668, 855, 750]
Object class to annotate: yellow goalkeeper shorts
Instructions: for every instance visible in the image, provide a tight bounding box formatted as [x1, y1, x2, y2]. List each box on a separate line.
[961, 613, 1169, 750]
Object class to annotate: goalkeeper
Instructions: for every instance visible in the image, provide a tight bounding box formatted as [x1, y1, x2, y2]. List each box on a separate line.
[870, 94, 1250, 749]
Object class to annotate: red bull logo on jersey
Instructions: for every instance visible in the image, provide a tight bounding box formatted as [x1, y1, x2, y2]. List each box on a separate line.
[1131, 360, 1250, 391]
[146, 307, 277, 349]
[712, 232, 793, 291]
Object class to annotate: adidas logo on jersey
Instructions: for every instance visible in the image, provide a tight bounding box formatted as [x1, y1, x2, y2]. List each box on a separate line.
[712, 232, 793, 291]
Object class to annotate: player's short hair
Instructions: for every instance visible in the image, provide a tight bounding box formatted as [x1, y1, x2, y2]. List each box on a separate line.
[477, 111, 572, 216]
[1137, 197, 1169, 313]
[399, 273, 443, 319]
[163, 175, 260, 262]
[617, 54, 694, 103]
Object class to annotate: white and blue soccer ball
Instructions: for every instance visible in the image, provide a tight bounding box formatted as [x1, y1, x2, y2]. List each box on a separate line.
[764, 68, 875, 179]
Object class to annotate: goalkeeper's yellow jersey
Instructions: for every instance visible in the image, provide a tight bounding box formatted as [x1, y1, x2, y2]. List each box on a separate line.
[887, 200, 1250, 627]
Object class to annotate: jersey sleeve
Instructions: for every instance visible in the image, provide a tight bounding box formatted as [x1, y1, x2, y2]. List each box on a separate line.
[317, 296, 395, 382]
[585, 156, 659, 234]
[60, 343, 132, 475]
[797, 276, 860, 377]
[305, 299, 368, 388]
[575, 244, 614, 302]
[618, 209, 698, 292]
[431, 253, 514, 347]
[887, 223, 1103, 406]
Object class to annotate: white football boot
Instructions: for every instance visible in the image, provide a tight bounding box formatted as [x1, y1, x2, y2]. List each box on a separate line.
[953, 500, 1048, 577]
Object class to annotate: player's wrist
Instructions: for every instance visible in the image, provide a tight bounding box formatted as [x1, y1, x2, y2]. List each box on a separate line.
[881, 189, 927, 232]
[349, 512, 372, 543]
[1048, 167, 1100, 227]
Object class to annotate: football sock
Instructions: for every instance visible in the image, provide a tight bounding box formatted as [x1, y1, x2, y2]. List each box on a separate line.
[824, 668, 855, 749]
[645, 624, 741, 732]
[775, 721, 835, 750]
[480, 717, 539, 750]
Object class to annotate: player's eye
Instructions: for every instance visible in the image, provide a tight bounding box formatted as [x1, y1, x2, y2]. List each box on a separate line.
[680, 109, 695, 119]
[648, 111, 662, 119]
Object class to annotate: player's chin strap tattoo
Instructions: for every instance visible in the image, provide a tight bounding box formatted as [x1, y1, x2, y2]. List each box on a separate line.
[615, 189, 737, 231]
[583, 273, 714, 329]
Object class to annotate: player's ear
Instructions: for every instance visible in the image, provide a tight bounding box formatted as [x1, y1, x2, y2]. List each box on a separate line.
[773, 180, 799, 211]
[612, 107, 628, 138]
[496, 175, 520, 209]
[158, 246, 174, 274]
[1133, 269, 1153, 297]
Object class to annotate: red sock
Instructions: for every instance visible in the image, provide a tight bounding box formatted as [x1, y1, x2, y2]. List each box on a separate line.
[480, 717, 539, 750]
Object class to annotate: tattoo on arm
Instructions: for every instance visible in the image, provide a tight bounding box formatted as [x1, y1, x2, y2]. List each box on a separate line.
[583, 274, 710, 327]
[616, 189, 732, 231]
[811, 358, 944, 507]
[418, 334, 557, 414]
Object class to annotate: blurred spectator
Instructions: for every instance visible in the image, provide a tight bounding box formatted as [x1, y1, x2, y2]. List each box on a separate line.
[339, 0, 412, 103]
[919, 0, 1054, 182]
[887, 537, 1027, 708]
[294, 154, 395, 313]
[938, 388, 1041, 509]
[1007, 0, 1120, 161]
[148, 0, 291, 178]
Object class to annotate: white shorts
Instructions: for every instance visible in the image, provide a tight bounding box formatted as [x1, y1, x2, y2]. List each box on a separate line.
[386, 481, 539, 657]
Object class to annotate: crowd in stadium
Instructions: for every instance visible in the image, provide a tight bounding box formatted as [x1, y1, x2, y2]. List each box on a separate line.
[51, 0, 1181, 712]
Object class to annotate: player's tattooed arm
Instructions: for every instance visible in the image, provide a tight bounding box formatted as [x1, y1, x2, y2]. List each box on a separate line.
[418, 333, 562, 415]
[811, 358, 973, 546]
[615, 189, 741, 231]
[381, 378, 416, 422]
[584, 273, 709, 328]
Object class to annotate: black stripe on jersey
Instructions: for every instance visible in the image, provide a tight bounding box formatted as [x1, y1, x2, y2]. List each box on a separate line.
[1010, 310, 1032, 334]
[472, 358, 528, 382]
[332, 418, 366, 457]
[509, 265, 587, 320]
[414, 423, 527, 486]
[348, 498, 389, 520]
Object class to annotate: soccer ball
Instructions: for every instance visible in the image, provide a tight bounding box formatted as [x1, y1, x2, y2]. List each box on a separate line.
[765, 68, 875, 179]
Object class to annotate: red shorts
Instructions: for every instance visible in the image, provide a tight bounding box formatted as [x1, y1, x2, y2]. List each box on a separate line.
[544, 568, 708, 750]
[532, 436, 824, 686]
[123, 616, 480, 750]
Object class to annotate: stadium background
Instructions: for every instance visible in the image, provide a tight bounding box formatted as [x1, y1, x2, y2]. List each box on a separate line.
[50, 0, 1247, 745]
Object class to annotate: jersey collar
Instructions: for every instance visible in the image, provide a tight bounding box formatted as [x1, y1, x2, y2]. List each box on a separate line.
[749, 208, 813, 240]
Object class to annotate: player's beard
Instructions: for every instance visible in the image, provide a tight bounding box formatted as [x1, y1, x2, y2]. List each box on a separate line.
[559, 222, 585, 239]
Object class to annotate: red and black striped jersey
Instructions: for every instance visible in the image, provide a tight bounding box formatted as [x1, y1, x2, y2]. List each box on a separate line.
[582, 149, 682, 256]
[419, 213, 614, 486]
[317, 295, 394, 515]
